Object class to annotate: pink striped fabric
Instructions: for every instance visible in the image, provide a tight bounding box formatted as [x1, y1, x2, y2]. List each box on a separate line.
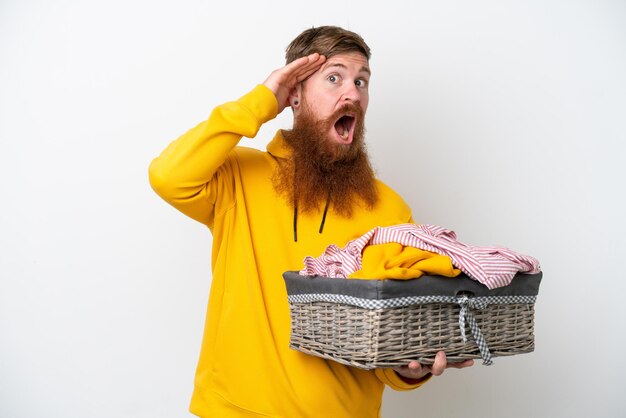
[300, 223, 541, 289]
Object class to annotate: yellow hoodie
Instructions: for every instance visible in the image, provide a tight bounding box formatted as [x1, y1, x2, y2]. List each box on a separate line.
[149, 85, 428, 418]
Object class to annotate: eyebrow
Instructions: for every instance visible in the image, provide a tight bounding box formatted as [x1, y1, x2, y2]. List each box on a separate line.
[323, 62, 371, 76]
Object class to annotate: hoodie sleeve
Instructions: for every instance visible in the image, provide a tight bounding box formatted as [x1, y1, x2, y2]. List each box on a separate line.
[148, 85, 278, 226]
[374, 368, 432, 391]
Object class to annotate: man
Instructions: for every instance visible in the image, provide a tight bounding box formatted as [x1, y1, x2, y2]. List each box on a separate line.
[149, 26, 472, 418]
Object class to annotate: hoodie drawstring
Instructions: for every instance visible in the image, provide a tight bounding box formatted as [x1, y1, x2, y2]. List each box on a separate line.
[293, 164, 299, 242]
[292, 165, 331, 242]
[293, 196, 299, 242]
[318, 191, 330, 234]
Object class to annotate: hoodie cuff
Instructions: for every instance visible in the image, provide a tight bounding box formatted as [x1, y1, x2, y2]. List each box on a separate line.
[374, 368, 432, 391]
[236, 84, 279, 127]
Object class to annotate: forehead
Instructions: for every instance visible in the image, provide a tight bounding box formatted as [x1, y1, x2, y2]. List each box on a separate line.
[321, 52, 371, 75]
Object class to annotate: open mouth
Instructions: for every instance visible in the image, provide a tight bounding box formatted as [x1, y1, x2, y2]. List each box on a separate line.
[334, 114, 356, 143]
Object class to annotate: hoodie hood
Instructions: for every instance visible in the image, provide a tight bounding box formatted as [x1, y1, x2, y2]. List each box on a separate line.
[266, 130, 292, 160]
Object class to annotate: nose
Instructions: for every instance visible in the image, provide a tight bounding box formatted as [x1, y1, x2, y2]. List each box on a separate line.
[341, 82, 360, 102]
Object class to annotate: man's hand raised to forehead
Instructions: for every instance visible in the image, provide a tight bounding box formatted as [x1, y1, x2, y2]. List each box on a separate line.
[263, 53, 326, 114]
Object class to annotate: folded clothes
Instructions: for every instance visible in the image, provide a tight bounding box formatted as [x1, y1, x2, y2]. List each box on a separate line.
[300, 223, 541, 289]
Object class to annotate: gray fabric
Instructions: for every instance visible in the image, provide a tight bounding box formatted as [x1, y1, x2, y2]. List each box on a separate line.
[282, 271, 542, 299]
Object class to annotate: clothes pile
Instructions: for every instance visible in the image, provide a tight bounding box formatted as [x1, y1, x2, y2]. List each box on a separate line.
[300, 223, 541, 289]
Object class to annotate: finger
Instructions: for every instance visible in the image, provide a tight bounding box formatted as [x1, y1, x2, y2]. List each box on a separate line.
[447, 359, 474, 369]
[431, 351, 447, 376]
[294, 64, 323, 82]
[291, 55, 326, 82]
[288, 52, 321, 68]
[410, 361, 433, 379]
[408, 360, 420, 369]
[284, 53, 324, 77]
[407, 360, 423, 374]
[394, 361, 429, 380]
[265, 54, 325, 92]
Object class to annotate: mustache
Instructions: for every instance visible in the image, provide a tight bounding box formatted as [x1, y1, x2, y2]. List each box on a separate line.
[327, 102, 364, 122]
[294, 101, 365, 130]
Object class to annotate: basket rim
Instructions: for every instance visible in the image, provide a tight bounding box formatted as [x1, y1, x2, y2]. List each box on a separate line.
[283, 271, 542, 299]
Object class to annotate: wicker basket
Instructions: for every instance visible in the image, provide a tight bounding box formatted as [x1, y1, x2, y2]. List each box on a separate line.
[283, 271, 542, 369]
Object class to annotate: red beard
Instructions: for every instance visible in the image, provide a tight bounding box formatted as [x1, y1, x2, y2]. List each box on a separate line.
[275, 101, 379, 218]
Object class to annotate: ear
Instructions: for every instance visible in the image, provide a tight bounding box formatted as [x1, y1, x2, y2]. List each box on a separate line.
[289, 84, 302, 109]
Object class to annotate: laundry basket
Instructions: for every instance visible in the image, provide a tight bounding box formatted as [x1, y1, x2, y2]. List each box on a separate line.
[283, 271, 542, 369]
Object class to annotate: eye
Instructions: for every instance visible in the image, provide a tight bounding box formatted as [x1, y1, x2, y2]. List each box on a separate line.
[355, 78, 368, 88]
[327, 74, 340, 83]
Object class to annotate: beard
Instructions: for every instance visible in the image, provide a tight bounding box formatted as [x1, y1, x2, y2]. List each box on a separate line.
[274, 100, 379, 218]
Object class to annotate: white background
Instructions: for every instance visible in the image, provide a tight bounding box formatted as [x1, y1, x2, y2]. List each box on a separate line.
[1, 1, 625, 417]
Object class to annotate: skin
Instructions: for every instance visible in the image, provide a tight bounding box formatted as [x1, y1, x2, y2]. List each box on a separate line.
[263, 53, 327, 114]
[293, 52, 370, 146]
[263, 53, 474, 381]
